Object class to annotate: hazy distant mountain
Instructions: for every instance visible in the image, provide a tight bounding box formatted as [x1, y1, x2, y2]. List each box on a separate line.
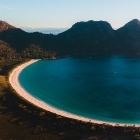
[22, 28, 68, 35]
[1, 19, 140, 58]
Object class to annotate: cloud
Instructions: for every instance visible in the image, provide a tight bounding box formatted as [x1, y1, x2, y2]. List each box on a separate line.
[0, 5, 14, 10]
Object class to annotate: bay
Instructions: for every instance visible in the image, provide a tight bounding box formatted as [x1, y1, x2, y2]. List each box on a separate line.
[19, 55, 140, 124]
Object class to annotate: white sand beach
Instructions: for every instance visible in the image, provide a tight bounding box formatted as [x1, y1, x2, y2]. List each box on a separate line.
[8, 60, 140, 127]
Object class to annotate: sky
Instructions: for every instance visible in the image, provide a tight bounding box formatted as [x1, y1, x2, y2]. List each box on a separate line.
[0, 0, 140, 29]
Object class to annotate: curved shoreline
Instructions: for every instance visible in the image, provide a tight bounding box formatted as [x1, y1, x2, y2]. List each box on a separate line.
[9, 59, 140, 127]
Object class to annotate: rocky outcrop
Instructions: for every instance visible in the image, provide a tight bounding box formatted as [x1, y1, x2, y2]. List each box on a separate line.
[0, 20, 16, 32]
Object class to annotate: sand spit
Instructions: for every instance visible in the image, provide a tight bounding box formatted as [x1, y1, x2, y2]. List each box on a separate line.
[9, 59, 140, 127]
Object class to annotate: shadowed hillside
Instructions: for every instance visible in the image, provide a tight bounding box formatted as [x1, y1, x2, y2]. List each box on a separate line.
[116, 19, 140, 54]
[1, 19, 140, 57]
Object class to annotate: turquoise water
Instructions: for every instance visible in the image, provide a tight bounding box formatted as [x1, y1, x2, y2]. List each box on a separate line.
[19, 55, 140, 124]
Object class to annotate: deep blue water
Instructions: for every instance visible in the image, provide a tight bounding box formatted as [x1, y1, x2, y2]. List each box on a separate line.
[19, 55, 140, 124]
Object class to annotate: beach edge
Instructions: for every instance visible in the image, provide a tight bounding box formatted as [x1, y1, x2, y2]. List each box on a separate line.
[8, 59, 140, 127]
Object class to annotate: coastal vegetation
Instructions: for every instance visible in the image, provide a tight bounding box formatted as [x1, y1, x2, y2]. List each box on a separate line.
[1, 19, 140, 139]
[1, 19, 140, 58]
[1, 68, 140, 139]
[0, 40, 57, 61]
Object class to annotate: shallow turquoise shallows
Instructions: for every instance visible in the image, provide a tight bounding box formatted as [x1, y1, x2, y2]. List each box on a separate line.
[19, 55, 140, 124]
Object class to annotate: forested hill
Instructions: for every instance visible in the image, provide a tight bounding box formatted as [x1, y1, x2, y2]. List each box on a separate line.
[0, 19, 140, 59]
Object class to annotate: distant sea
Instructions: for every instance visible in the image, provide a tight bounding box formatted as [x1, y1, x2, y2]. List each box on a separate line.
[19, 55, 140, 124]
[22, 28, 68, 34]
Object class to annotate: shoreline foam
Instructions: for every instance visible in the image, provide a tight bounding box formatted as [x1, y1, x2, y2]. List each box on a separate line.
[9, 59, 140, 127]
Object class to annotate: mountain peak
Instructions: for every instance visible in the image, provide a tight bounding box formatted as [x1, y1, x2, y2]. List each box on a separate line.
[0, 20, 16, 32]
[128, 19, 140, 25]
[71, 20, 112, 28]
[124, 19, 140, 29]
[67, 20, 114, 35]
[130, 19, 140, 23]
